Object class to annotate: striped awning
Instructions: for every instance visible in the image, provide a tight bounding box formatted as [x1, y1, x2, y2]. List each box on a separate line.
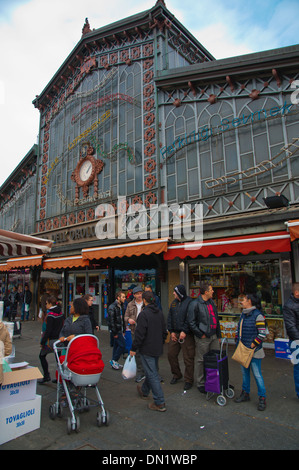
[0, 229, 53, 257]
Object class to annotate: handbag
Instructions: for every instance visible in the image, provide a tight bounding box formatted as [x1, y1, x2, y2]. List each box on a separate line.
[232, 318, 254, 368]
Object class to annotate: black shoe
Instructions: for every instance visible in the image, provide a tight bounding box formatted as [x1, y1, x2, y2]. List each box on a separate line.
[170, 376, 182, 385]
[257, 396, 266, 411]
[198, 386, 207, 394]
[184, 382, 193, 391]
[234, 390, 250, 403]
[38, 376, 51, 384]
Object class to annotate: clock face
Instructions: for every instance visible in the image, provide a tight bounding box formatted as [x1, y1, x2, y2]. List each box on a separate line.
[79, 159, 93, 182]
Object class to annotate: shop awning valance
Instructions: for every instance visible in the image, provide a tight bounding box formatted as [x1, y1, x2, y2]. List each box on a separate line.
[82, 238, 169, 261]
[7, 254, 44, 269]
[43, 255, 89, 270]
[163, 231, 291, 261]
[0, 229, 53, 257]
[286, 220, 299, 241]
[0, 263, 9, 272]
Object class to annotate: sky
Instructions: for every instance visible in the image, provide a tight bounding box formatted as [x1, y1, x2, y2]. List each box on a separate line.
[0, 0, 298, 187]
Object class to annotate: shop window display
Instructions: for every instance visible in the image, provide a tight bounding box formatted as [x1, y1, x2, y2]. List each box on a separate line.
[114, 269, 157, 300]
[188, 259, 284, 344]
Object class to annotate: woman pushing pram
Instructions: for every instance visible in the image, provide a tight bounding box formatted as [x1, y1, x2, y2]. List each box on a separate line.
[49, 297, 108, 433]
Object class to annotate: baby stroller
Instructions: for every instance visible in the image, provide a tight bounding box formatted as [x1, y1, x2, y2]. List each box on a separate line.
[49, 334, 109, 434]
[203, 338, 234, 406]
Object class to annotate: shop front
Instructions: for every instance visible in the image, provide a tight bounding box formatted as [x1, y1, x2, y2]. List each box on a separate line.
[36, 235, 168, 328]
[164, 231, 292, 347]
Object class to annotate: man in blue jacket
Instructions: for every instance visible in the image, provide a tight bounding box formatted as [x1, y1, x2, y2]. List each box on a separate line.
[187, 281, 221, 393]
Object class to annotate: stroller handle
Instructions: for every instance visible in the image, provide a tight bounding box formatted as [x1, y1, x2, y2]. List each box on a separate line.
[53, 340, 67, 353]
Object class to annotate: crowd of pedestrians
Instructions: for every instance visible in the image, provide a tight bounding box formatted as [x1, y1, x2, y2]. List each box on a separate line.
[106, 281, 299, 414]
[1, 279, 299, 417]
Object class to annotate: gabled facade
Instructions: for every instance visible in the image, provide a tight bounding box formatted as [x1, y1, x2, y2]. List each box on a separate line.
[32, 0, 213, 236]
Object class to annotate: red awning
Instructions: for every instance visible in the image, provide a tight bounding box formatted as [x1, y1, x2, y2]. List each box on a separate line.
[43, 255, 89, 270]
[0, 229, 53, 257]
[82, 238, 169, 261]
[163, 231, 291, 261]
[286, 220, 299, 242]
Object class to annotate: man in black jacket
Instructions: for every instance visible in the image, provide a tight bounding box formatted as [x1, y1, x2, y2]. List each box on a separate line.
[283, 283, 299, 398]
[167, 284, 195, 390]
[108, 290, 126, 370]
[187, 281, 221, 393]
[131, 291, 167, 412]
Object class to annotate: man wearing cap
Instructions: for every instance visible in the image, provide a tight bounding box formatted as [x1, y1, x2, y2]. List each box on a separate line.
[167, 285, 195, 390]
[125, 286, 146, 382]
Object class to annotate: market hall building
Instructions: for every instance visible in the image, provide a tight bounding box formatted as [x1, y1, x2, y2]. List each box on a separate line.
[0, 0, 299, 346]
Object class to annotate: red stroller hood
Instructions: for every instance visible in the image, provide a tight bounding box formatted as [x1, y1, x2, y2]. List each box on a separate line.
[66, 335, 105, 375]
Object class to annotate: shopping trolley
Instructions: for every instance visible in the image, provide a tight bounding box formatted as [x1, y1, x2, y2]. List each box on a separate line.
[203, 338, 235, 406]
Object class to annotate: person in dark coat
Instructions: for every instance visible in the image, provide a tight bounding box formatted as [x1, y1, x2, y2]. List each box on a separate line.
[130, 291, 167, 412]
[167, 284, 195, 390]
[234, 293, 267, 411]
[107, 291, 126, 370]
[59, 297, 92, 342]
[38, 295, 65, 384]
[83, 294, 100, 333]
[21, 284, 32, 321]
[283, 283, 299, 399]
[187, 281, 221, 393]
[8, 286, 19, 321]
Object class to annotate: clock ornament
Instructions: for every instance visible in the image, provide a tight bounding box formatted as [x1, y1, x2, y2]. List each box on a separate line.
[71, 143, 104, 201]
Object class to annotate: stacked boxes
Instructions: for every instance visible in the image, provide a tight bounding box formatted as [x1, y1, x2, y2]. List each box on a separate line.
[0, 323, 43, 445]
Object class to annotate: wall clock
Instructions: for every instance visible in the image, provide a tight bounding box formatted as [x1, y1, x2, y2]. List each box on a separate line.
[71, 143, 104, 201]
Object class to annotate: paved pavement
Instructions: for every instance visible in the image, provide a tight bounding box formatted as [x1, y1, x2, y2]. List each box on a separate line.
[1, 320, 299, 451]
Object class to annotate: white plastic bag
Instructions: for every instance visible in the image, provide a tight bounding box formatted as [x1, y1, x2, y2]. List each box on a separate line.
[122, 355, 137, 380]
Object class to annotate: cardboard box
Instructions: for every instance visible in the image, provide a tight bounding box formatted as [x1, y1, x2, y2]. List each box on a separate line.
[0, 364, 43, 407]
[274, 338, 291, 360]
[0, 395, 41, 445]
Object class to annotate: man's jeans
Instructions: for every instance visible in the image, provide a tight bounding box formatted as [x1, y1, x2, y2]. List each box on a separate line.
[140, 354, 165, 405]
[112, 333, 126, 362]
[241, 357, 266, 397]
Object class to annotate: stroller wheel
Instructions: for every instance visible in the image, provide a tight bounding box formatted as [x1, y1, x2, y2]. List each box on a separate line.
[225, 387, 235, 399]
[104, 410, 110, 426]
[67, 416, 80, 434]
[49, 404, 56, 420]
[83, 398, 90, 411]
[216, 395, 226, 406]
[97, 410, 110, 427]
[75, 416, 80, 433]
[57, 403, 63, 418]
[67, 417, 72, 434]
